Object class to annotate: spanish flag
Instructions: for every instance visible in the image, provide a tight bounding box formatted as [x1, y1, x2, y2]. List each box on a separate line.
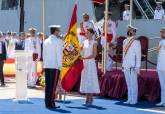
[61, 3, 83, 92]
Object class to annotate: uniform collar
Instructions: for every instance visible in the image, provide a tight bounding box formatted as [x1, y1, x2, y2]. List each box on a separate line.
[127, 36, 136, 40]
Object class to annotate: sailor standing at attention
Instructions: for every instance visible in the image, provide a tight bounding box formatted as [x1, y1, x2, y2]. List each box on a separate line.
[123, 4, 130, 21]
[154, 2, 165, 20]
[43, 25, 63, 109]
[156, 28, 165, 107]
[122, 25, 141, 105]
[7, 32, 18, 58]
[79, 13, 95, 45]
[101, 11, 117, 71]
[25, 28, 41, 88]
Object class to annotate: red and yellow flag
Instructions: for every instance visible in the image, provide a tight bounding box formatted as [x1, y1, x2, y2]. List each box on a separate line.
[61, 3, 83, 92]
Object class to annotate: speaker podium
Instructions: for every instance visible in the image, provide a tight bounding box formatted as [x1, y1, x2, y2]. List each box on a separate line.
[14, 50, 32, 101]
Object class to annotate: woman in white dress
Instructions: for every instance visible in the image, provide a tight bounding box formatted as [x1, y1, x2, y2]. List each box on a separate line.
[80, 28, 100, 105]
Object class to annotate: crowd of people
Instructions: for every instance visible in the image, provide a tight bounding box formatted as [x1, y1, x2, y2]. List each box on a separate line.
[0, 8, 165, 109]
[0, 29, 45, 87]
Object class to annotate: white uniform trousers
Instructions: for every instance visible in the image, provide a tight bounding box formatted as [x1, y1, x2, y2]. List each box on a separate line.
[124, 68, 138, 103]
[157, 70, 165, 104]
[27, 57, 38, 87]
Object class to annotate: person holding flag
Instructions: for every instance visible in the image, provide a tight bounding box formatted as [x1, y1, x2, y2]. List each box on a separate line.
[80, 28, 100, 106]
[43, 25, 63, 109]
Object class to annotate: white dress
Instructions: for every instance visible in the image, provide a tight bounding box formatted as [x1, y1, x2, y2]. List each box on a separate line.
[80, 39, 100, 94]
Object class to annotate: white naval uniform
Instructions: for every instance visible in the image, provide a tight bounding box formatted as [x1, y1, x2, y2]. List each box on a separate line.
[78, 21, 95, 46]
[43, 35, 63, 70]
[157, 39, 165, 105]
[25, 37, 41, 87]
[122, 36, 141, 104]
[154, 8, 165, 20]
[7, 38, 18, 58]
[101, 19, 117, 71]
[123, 10, 130, 21]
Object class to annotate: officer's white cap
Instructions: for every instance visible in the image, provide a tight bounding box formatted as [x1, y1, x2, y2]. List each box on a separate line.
[156, 2, 162, 4]
[28, 27, 37, 31]
[127, 25, 138, 30]
[11, 32, 17, 34]
[160, 27, 165, 32]
[49, 25, 61, 29]
[124, 4, 130, 7]
[0, 31, 3, 35]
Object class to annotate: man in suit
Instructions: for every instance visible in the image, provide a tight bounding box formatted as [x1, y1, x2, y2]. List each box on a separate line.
[43, 25, 63, 109]
[37, 32, 44, 61]
[0, 32, 7, 87]
[15, 32, 26, 50]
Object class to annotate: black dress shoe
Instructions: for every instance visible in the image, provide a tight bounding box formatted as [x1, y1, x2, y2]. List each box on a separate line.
[46, 105, 60, 109]
[1, 83, 6, 87]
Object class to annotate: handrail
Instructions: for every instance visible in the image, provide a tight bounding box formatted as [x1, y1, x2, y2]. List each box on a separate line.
[144, 0, 154, 15]
[148, 47, 158, 53]
[149, 37, 161, 39]
[134, 0, 149, 19]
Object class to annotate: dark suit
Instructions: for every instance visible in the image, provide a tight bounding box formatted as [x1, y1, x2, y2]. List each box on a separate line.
[0, 41, 7, 84]
[15, 40, 25, 50]
[40, 42, 43, 61]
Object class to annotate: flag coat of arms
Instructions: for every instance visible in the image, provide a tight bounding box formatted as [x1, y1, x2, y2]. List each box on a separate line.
[61, 3, 83, 92]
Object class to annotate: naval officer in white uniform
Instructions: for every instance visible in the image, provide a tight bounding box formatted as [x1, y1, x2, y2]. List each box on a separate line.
[25, 28, 41, 88]
[122, 25, 141, 105]
[156, 28, 165, 106]
[154, 2, 165, 20]
[101, 11, 117, 71]
[43, 25, 63, 109]
[123, 4, 130, 21]
[79, 13, 95, 46]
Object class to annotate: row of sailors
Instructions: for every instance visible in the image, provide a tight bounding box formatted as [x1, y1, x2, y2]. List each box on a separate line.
[1, 31, 45, 59]
[0, 29, 45, 88]
[123, 2, 165, 20]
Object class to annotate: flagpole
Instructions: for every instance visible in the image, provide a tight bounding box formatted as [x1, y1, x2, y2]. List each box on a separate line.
[129, 0, 133, 26]
[103, 0, 109, 74]
[42, 0, 45, 36]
